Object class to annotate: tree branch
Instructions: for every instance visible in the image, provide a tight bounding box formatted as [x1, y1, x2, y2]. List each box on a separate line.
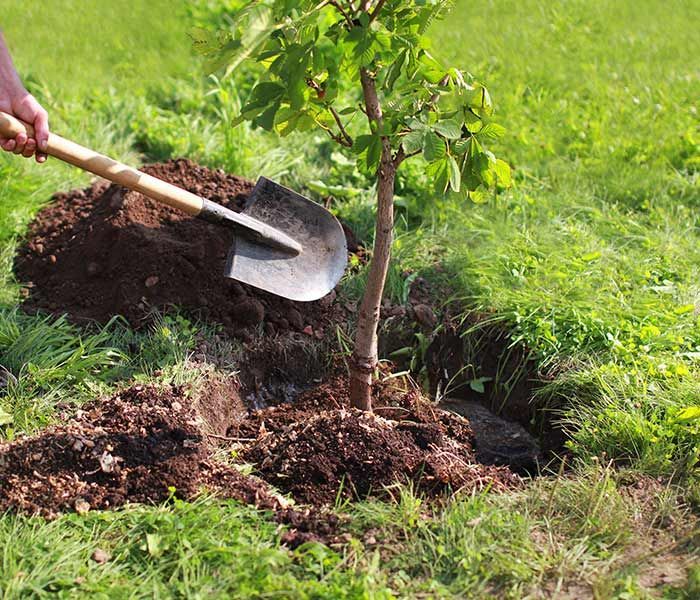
[393, 146, 421, 167]
[329, 0, 355, 28]
[368, 0, 386, 23]
[320, 123, 353, 147]
[305, 77, 354, 147]
[329, 106, 354, 146]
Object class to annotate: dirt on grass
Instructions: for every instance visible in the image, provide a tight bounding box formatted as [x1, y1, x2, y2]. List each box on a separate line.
[15, 159, 345, 338]
[0, 379, 518, 529]
[232, 376, 519, 504]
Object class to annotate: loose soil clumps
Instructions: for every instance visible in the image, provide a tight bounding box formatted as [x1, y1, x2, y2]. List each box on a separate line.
[15, 159, 343, 337]
[0, 380, 518, 519]
[0, 385, 278, 518]
[231, 377, 520, 504]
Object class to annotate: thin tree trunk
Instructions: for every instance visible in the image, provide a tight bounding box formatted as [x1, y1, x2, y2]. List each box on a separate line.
[350, 68, 396, 411]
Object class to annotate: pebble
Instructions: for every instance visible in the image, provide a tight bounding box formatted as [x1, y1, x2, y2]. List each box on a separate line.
[91, 548, 110, 564]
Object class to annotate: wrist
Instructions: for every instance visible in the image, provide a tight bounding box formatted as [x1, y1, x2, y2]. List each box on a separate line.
[0, 33, 24, 98]
[2, 76, 25, 98]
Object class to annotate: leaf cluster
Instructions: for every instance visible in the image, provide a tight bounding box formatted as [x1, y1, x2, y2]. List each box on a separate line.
[192, 0, 510, 197]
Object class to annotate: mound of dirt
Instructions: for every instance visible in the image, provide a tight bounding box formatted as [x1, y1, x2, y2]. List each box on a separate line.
[231, 379, 520, 504]
[0, 379, 518, 520]
[15, 159, 345, 337]
[0, 385, 278, 518]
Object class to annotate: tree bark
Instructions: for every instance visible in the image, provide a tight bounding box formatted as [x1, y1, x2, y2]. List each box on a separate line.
[349, 68, 396, 411]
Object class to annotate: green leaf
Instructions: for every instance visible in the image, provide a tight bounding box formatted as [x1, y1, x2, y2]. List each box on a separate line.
[0, 407, 12, 426]
[675, 406, 700, 422]
[433, 118, 463, 140]
[288, 78, 307, 110]
[581, 251, 601, 262]
[366, 136, 382, 171]
[469, 379, 485, 393]
[146, 533, 163, 558]
[674, 304, 695, 315]
[251, 81, 285, 102]
[423, 132, 446, 162]
[254, 102, 279, 131]
[426, 157, 450, 194]
[448, 154, 461, 192]
[385, 49, 406, 91]
[189, 27, 226, 56]
[223, 6, 278, 77]
[479, 123, 506, 140]
[469, 188, 489, 204]
[464, 110, 484, 133]
[402, 130, 425, 154]
[452, 138, 471, 155]
[494, 159, 512, 187]
[353, 134, 374, 154]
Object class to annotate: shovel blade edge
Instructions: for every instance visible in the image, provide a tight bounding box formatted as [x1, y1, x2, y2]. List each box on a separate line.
[224, 177, 347, 302]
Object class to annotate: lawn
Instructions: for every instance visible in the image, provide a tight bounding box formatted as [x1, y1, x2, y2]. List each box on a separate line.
[0, 0, 698, 597]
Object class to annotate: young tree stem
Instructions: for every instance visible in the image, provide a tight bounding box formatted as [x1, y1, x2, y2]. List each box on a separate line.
[350, 68, 396, 411]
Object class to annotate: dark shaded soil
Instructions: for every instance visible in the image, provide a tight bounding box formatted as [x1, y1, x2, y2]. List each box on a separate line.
[0, 380, 518, 524]
[0, 385, 277, 517]
[439, 398, 544, 474]
[230, 376, 520, 504]
[426, 318, 566, 459]
[15, 159, 345, 337]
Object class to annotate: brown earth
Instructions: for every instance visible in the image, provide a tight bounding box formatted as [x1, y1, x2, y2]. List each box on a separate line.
[15, 159, 345, 337]
[231, 375, 520, 504]
[0, 379, 518, 522]
[0, 385, 278, 518]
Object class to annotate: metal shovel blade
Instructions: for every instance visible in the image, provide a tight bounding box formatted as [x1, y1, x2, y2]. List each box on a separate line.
[224, 177, 347, 301]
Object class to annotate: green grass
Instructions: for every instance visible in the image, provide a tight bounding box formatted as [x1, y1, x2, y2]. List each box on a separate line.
[0, 496, 392, 598]
[424, 0, 700, 483]
[1, 468, 696, 599]
[0, 0, 698, 597]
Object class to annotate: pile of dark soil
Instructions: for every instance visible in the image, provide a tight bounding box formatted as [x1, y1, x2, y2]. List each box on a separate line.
[0, 385, 278, 518]
[231, 377, 520, 504]
[15, 159, 346, 337]
[0, 380, 518, 520]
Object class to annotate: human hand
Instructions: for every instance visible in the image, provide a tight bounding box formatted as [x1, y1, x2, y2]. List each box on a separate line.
[0, 31, 49, 163]
[0, 86, 49, 163]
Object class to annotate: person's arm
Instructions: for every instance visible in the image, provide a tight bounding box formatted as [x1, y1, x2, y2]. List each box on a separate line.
[0, 30, 48, 163]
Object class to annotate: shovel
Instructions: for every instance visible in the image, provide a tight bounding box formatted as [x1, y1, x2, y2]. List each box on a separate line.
[0, 111, 347, 302]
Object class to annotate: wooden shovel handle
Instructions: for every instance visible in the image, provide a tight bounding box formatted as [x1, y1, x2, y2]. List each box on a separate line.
[0, 111, 203, 216]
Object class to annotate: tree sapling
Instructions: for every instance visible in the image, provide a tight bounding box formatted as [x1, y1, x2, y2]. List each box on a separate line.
[193, 0, 510, 411]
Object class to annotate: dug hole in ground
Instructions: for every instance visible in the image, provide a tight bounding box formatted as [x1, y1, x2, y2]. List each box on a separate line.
[2, 159, 558, 543]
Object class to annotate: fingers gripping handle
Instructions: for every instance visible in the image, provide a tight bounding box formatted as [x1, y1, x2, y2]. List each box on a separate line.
[0, 111, 204, 216]
[0, 110, 37, 139]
